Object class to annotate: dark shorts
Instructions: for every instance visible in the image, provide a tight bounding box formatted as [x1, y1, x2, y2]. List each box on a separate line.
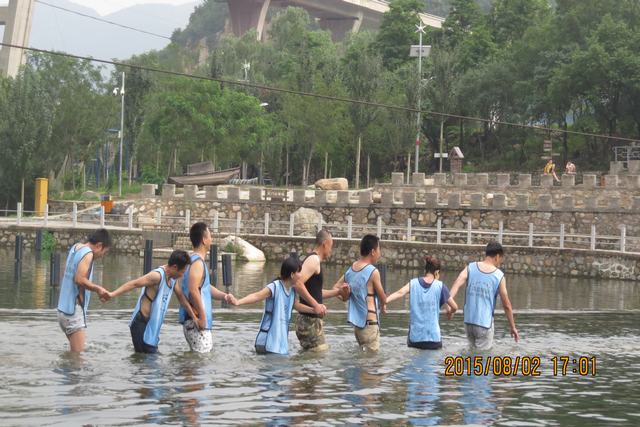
[130, 311, 158, 354]
[407, 337, 442, 350]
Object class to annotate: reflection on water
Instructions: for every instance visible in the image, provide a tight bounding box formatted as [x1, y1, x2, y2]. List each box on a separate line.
[0, 249, 639, 425]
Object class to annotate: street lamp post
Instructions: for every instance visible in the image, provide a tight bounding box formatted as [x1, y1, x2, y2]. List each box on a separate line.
[114, 71, 125, 197]
[410, 24, 430, 174]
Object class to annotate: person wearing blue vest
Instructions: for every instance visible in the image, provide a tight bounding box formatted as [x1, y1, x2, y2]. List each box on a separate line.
[386, 256, 458, 349]
[449, 242, 519, 350]
[233, 256, 315, 355]
[177, 222, 236, 353]
[106, 250, 191, 353]
[333, 234, 387, 352]
[57, 228, 112, 353]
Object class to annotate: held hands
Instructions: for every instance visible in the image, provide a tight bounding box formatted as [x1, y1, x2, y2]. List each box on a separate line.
[313, 304, 328, 317]
[98, 287, 111, 303]
[225, 293, 239, 306]
[445, 306, 456, 320]
[337, 283, 351, 301]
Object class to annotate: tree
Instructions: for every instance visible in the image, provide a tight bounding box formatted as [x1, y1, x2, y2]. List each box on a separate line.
[374, 0, 423, 70]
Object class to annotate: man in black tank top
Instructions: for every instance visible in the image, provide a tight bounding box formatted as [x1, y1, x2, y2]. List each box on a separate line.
[295, 229, 349, 351]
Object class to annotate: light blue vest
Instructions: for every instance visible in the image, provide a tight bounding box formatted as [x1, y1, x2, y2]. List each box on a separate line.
[57, 244, 94, 316]
[345, 264, 378, 328]
[179, 253, 213, 329]
[255, 280, 296, 355]
[409, 278, 443, 343]
[464, 262, 504, 328]
[129, 267, 175, 347]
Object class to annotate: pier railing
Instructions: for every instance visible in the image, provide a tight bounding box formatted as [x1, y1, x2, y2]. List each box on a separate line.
[0, 203, 637, 254]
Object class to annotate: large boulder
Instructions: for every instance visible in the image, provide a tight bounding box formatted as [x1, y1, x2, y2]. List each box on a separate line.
[293, 207, 323, 236]
[314, 178, 348, 191]
[221, 236, 265, 262]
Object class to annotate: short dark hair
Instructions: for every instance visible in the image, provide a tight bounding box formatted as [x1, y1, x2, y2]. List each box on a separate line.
[87, 228, 112, 248]
[360, 234, 379, 256]
[168, 250, 191, 270]
[315, 229, 332, 246]
[189, 222, 209, 248]
[486, 241, 504, 257]
[424, 255, 441, 274]
[279, 256, 302, 280]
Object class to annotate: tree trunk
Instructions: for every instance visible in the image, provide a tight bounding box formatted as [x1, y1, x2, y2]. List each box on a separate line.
[355, 134, 362, 189]
[20, 178, 25, 207]
[439, 119, 445, 173]
[366, 154, 370, 188]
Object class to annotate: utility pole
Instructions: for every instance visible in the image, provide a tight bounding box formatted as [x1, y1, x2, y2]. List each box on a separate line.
[411, 23, 430, 174]
[118, 71, 125, 197]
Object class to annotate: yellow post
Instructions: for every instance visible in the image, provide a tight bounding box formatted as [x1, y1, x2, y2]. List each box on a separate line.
[35, 178, 48, 216]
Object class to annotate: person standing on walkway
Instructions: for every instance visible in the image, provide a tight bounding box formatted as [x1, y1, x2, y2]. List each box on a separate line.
[295, 229, 349, 352]
[449, 242, 519, 350]
[106, 250, 191, 353]
[386, 255, 458, 350]
[57, 228, 112, 353]
[333, 234, 387, 352]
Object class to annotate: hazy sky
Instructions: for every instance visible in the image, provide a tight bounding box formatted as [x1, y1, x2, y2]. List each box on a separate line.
[74, 0, 197, 15]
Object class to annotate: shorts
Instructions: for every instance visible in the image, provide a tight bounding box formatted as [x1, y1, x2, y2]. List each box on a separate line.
[407, 337, 442, 350]
[183, 319, 213, 353]
[354, 323, 380, 352]
[295, 314, 328, 351]
[129, 311, 158, 354]
[465, 321, 495, 350]
[57, 304, 86, 336]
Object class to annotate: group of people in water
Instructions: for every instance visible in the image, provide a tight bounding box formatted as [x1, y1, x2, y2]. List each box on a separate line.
[56, 224, 519, 355]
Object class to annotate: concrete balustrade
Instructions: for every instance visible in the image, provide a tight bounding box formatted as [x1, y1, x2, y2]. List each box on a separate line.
[162, 184, 175, 199]
[470, 193, 483, 209]
[496, 174, 510, 188]
[447, 193, 461, 209]
[492, 194, 506, 209]
[425, 192, 438, 208]
[412, 172, 425, 186]
[538, 194, 552, 210]
[204, 186, 218, 200]
[604, 175, 619, 188]
[184, 185, 198, 200]
[475, 173, 489, 187]
[454, 173, 467, 186]
[633, 197, 640, 211]
[585, 196, 598, 210]
[358, 191, 372, 206]
[293, 189, 306, 204]
[381, 191, 394, 206]
[402, 191, 416, 208]
[518, 174, 531, 188]
[562, 174, 575, 187]
[609, 197, 620, 210]
[625, 175, 640, 189]
[516, 194, 529, 210]
[249, 187, 263, 202]
[141, 184, 157, 198]
[561, 195, 574, 211]
[315, 190, 327, 205]
[434, 173, 447, 186]
[582, 174, 597, 188]
[391, 172, 404, 186]
[227, 187, 240, 201]
[541, 175, 554, 188]
[337, 191, 350, 206]
[628, 160, 640, 174]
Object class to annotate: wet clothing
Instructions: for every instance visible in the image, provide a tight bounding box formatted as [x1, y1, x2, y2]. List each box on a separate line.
[130, 311, 158, 354]
[179, 254, 213, 330]
[183, 319, 213, 353]
[57, 244, 94, 326]
[345, 264, 379, 328]
[128, 267, 175, 352]
[407, 277, 450, 349]
[299, 253, 323, 308]
[295, 314, 327, 351]
[354, 323, 380, 352]
[464, 262, 503, 329]
[255, 280, 296, 355]
[57, 303, 86, 336]
[465, 321, 495, 350]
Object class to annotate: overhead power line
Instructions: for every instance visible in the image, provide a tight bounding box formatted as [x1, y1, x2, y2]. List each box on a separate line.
[35, 0, 172, 40]
[1, 41, 639, 144]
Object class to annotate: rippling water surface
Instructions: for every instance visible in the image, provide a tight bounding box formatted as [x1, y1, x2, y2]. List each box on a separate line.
[0, 249, 639, 426]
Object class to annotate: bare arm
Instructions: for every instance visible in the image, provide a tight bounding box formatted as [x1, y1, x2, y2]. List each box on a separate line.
[385, 283, 410, 304]
[235, 287, 272, 306]
[294, 301, 315, 314]
[498, 277, 519, 342]
[75, 253, 106, 296]
[173, 280, 198, 321]
[188, 260, 207, 329]
[296, 255, 321, 306]
[371, 269, 387, 306]
[109, 271, 161, 298]
[445, 296, 458, 320]
[448, 267, 468, 300]
[331, 275, 350, 301]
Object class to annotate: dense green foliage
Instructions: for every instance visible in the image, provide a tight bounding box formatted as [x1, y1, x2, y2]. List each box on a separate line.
[1, 0, 640, 209]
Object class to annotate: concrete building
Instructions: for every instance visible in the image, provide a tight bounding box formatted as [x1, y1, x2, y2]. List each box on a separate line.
[0, 0, 35, 77]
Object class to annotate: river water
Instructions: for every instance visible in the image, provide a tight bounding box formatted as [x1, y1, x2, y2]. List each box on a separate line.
[0, 248, 639, 426]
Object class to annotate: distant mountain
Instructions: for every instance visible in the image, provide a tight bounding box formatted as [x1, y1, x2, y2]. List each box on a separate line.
[29, 0, 198, 61]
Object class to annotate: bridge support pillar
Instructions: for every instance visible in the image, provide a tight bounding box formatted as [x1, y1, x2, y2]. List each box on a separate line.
[0, 0, 35, 77]
[228, 0, 271, 41]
